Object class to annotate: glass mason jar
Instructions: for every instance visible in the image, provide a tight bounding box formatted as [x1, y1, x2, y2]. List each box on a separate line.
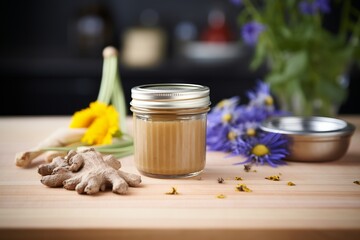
[130, 83, 210, 178]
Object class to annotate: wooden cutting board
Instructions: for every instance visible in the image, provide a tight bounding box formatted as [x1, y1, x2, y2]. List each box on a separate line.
[0, 116, 359, 240]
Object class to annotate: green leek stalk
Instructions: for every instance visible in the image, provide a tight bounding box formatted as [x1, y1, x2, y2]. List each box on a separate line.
[42, 46, 133, 158]
[98, 46, 127, 134]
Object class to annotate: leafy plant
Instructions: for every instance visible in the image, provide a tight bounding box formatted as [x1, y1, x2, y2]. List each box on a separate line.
[232, 0, 360, 116]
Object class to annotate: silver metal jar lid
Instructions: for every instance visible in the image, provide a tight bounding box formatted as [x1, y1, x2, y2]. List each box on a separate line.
[130, 83, 210, 109]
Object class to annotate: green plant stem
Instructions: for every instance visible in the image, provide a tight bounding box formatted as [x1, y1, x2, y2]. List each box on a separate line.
[112, 68, 127, 133]
[243, 0, 282, 71]
[97, 49, 128, 134]
[41, 141, 133, 153]
[112, 150, 134, 159]
[97, 57, 114, 104]
[94, 145, 133, 153]
[242, 0, 261, 19]
[339, 0, 351, 41]
[349, 14, 360, 48]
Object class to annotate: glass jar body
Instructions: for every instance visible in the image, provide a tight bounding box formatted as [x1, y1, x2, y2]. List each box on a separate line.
[132, 108, 208, 178]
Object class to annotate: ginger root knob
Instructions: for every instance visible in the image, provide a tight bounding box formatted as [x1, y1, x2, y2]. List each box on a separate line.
[38, 148, 141, 195]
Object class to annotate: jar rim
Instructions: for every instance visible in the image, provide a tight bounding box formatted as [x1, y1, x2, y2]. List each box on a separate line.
[130, 83, 210, 109]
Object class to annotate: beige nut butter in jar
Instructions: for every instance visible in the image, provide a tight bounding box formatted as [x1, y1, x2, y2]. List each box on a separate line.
[130, 83, 210, 178]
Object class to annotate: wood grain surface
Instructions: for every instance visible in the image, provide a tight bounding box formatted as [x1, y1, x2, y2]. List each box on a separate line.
[0, 116, 359, 240]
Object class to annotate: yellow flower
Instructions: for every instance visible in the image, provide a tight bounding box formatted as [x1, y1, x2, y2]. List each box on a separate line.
[70, 101, 120, 145]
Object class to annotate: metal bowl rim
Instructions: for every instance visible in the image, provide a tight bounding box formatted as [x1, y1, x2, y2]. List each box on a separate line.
[259, 116, 356, 137]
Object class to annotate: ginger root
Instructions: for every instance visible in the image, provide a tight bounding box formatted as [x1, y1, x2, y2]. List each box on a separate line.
[15, 127, 86, 167]
[38, 148, 141, 194]
[43, 151, 68, 163]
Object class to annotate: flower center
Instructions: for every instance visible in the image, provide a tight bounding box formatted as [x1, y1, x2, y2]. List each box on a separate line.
[252, 144, 269, 156]
[216, 99, 227, 109]
[222, 113, 232, 123]
[246, 128, 256, 136]
[227, 131, 237, 140]
[264, 96, 273, 106]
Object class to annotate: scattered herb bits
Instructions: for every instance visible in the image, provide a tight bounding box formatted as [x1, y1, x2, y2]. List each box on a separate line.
[244, 164, 252, 172]
[265, 175, 280, 181]
[217, 177, 224, 183]
[235, 176, 243, 181]
[244, 164, 257, 172]
[236, 184, 252, 192]
[216, 194, 226, 199]
[166, 187, 179, 195]
[287, 181, 296, 186]
[353, 180, 360, 185]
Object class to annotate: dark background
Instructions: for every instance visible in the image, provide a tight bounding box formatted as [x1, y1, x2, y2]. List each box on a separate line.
[0, 0, 359, 116]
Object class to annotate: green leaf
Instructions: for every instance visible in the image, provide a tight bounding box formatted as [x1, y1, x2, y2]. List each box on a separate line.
[250, 39, 266, 70]
[280, 26, 292, 39]
[267, 51, 307, 85]
[283, 51, 307, 77]
[315, 78, 347, 104]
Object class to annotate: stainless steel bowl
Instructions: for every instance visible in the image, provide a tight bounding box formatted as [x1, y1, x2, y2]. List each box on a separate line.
[259, 116, 356, 162]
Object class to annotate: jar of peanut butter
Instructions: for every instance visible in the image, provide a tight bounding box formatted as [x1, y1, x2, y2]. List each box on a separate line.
[130, 83, 210, 178]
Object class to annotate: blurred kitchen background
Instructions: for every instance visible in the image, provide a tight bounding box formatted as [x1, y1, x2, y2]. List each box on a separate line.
[0, 0, 359, 115]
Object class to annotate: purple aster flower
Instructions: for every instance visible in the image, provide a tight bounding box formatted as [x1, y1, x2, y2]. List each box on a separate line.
[247, 80, 275, 111]
[299, 0, 330, 15]
[229, 0, 242, 6]
[299, 1, 317, 15]
[239, 121, 260, 138]
[245, 80, 291, 118]
[231, 132, 290, 167]
[206, 82, 292, 160]
[206, 97, 244, 152]
[206, 125, 241, 152]
[314, 0, 331, 13]
[207, 96, 243, 130]
[212, 96, 240, 113]
[241, 21, 265, 46]
[235, 105, 269, 124]
[207, 108, 240, 129]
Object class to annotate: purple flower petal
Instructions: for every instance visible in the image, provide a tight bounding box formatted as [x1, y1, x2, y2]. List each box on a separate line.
[299, 1, 317, 15]
[314, 0, 331, 13]
[229, 0, 242, 6]
[299, 0, 330, 15]
[241, 21, 265, 46]
[231, 132, 290, 167]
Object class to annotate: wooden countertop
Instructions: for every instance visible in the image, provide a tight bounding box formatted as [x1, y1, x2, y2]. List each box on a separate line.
[0, 116, 360, 240]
